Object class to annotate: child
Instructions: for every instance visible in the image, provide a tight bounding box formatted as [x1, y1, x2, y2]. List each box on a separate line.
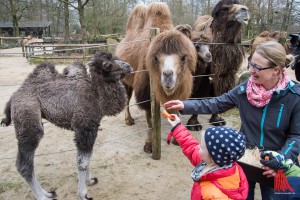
[166, 114, 248, 200]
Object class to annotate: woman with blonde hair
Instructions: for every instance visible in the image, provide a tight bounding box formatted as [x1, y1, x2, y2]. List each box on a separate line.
[164, 41, 300, 199]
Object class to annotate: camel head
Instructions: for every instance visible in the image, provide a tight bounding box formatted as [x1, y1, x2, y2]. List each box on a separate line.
[146, 30, 197, 98]
[212, 0, 250, 26]
[89, 51, 133, 82]
[176, 24, 212, 63]
[192, 32, 212, 63]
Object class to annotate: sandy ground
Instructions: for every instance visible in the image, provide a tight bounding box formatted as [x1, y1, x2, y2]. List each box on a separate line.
[0, 48, 297, 200]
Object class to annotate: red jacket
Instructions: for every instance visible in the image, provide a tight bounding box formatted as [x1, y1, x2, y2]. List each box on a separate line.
[168, 124, 249, 200]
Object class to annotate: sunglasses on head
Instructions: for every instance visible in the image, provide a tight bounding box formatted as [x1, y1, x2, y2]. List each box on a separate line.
[247, 61, 275, 72]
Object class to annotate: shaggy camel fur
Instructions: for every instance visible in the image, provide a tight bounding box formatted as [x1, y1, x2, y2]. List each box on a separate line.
[115, 2, 197, 153]
[1, 51, 132, 200]
[193, 0, 249, 126]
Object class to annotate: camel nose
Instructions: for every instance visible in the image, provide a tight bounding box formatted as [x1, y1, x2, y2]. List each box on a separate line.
[205, 52, 212, 62]
[241, 8, 247, 12]
[163, 70, 174, 78]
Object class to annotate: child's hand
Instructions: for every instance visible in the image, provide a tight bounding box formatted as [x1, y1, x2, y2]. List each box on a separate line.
[167, 114, 181, 127]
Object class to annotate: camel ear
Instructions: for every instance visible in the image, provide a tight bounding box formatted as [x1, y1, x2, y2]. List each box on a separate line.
[175, 24, 192, 39]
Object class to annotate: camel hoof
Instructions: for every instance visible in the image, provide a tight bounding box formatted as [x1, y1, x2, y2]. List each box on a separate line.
[171, 138, 179, 146]
[209, 117, 226, 126]
[125, 118, 135, 126]
[0, 118, 10, 126]
[143, 142, 152, 153]
[187, 118, 202, 131]
[187, 125, 202, 131]
[87, 178, 98, 186]
[84, 194, 93, 200]
[50, 191, 57, 198]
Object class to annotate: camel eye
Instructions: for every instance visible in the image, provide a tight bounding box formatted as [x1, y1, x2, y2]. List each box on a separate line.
[103, 62, 113, 72]
[154, 56, 159, 63]
[221, 7, 229, 12]
[181, 55, 187, 63]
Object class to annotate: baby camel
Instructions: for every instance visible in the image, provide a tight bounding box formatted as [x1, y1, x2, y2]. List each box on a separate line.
[1, 51, 132, 200]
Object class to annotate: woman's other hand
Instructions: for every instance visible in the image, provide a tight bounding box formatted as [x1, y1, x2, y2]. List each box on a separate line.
[164, 100, 184, 111]
[262, 166, 277, 178]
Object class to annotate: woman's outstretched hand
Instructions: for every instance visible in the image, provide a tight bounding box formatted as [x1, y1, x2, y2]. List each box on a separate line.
[164, 100, 184, 111]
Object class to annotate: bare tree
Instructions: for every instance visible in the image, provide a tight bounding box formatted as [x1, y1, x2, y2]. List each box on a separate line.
[64, 0, 70, 43]
[59, 0, 90, 43]
[0, 0, 27, 36]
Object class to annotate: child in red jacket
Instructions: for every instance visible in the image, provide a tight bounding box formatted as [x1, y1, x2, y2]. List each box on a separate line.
[166, 114, 249, 200]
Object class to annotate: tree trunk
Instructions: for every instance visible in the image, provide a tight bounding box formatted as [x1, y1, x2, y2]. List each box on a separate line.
[9, 0, 19, 36]
[64, 0, 70, 43]
[285, 0, 294, 31]
[281, 0, 290, 31]
[77, 0, 89, 44]
[56, 1, 62, 36]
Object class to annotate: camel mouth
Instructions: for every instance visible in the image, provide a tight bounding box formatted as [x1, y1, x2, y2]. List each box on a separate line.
[236, 6, 250, 25]
[237, 18, 249, 25]
[198, 52, 212, 63]
[204, 57, 212, 63]
[163, 87, 176, 96]
[161, 77, 176, 95]
[114, 60, 133, 77]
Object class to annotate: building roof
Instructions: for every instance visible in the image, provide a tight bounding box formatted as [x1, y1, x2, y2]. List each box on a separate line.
[0, 21, 52, 28]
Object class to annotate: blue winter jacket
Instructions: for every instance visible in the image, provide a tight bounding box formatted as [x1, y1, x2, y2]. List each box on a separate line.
[181, 80, 300, 164]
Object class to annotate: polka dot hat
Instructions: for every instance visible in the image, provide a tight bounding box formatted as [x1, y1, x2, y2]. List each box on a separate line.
[204, 126, 246, 167]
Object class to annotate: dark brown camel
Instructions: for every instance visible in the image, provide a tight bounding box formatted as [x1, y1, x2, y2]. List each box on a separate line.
[192, 0, 250, 127]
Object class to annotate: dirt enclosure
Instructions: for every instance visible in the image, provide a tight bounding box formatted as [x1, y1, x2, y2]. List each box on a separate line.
[0, 47, 297, 199]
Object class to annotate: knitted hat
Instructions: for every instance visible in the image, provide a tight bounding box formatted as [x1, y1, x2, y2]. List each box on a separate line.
[204, 126, 246, 166]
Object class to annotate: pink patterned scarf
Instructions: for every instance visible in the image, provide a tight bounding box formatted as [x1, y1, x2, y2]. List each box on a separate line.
[246, 69, 290, 108]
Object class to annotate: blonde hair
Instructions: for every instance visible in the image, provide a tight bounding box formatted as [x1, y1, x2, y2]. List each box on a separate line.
[255, 40, 294, 68]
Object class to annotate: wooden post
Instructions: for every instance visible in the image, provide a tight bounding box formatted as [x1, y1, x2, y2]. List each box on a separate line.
[150, 28, 161, 160]
[83, 45, 86, 62]
[25, 45, 28, 59]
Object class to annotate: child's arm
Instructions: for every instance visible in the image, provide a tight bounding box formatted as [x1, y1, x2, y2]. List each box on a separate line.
[166, 114, 202, 166]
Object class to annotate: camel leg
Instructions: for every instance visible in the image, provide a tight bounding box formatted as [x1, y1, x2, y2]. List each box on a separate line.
[75, 129, 98, 200]
[124, 84, 135, 126]
[144, 109, 152, 153]
[187, 114, 202, 131]
[15, 122, 56, 200]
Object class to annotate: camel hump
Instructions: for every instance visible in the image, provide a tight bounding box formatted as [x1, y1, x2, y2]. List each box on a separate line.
[26, 62, 59, 84]
[147, 2, 171, 18]
[126, 4, 147, 32]
[145, 2, 173, 29]
[194, 15, 213, 31]
[258, 31, 271, 37]
[63, 62, 87, 79]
